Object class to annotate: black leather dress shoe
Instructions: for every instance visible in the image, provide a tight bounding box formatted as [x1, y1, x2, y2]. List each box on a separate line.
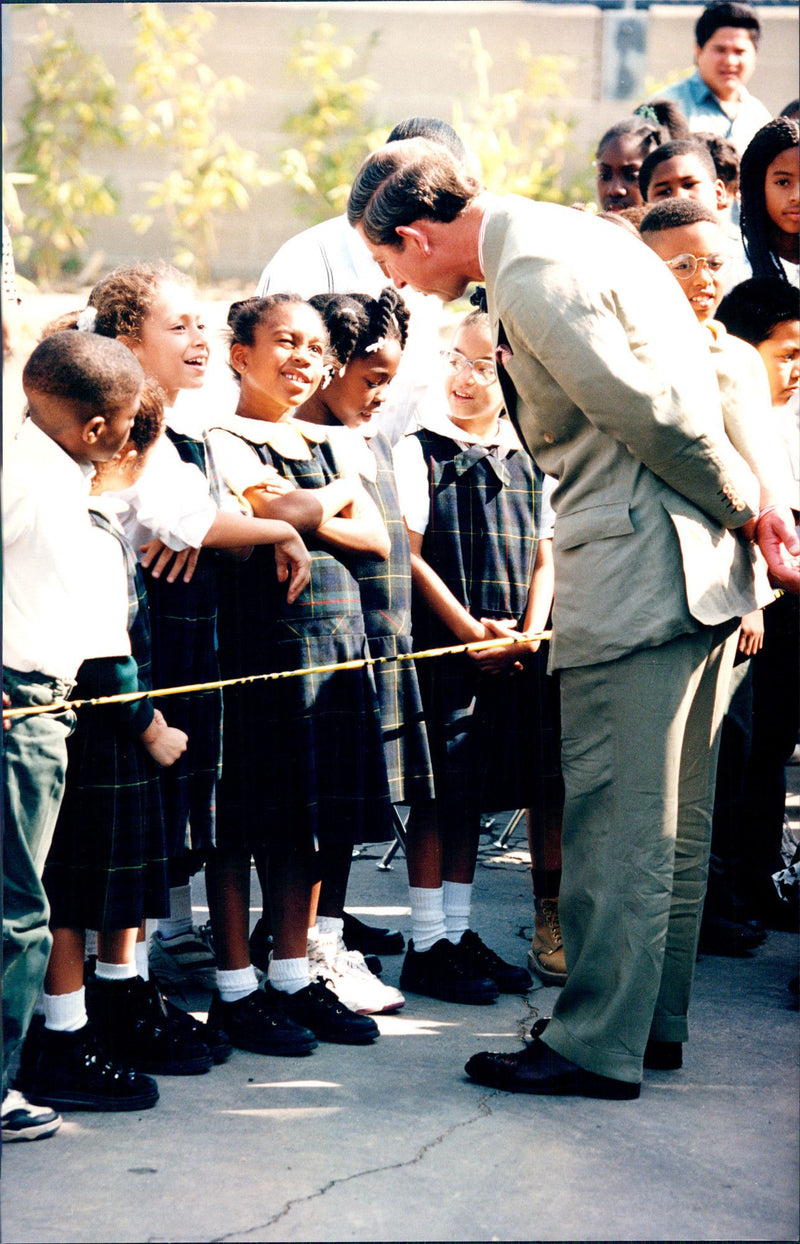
[465, 1026, 640, 1099]
[643, 1038, 682, 1070]
[342, 912, 405, 956]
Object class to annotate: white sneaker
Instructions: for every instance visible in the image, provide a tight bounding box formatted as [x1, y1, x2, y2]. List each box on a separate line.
[149, 923, 217, 990]
[2, 1089, 61, 1142]
[308, 936, 405, 1015]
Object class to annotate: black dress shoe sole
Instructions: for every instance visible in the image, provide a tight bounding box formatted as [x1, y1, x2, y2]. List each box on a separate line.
[130, 1050, 214, 1076]
[464, 1053, 640, 1099]
[25, 1085, 159, 1112]
[400, 979, 500, 1005]
[226, 1032, 318, 1057]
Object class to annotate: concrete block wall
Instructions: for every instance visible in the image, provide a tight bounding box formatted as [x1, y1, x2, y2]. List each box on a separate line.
[3, 2, 797, 281]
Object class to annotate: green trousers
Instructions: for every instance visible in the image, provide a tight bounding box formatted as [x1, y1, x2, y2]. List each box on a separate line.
[543, 621, 738, 1084]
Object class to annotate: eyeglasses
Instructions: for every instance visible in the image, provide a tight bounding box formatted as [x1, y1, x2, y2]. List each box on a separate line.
[665, 253, 730, 279]
[441, 349, 497, 385]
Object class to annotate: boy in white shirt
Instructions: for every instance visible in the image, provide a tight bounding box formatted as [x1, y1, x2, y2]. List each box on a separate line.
[2, 332, 143, 1141]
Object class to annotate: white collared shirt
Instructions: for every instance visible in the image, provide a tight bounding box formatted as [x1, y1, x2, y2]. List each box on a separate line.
[2, 419, 96, 680]
[110, 432, 219, 556]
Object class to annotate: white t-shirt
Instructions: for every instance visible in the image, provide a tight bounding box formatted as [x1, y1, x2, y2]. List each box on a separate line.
[2, 419, 95, 680]
[256, 214, 444, 445]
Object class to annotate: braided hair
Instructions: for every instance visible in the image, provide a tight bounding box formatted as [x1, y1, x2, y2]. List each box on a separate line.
[309, 287, 410, 372]
[740, 117, 799, 281]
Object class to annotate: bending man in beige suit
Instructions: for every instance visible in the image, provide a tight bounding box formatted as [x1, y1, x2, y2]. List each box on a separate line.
[347, 138, 799, 1099]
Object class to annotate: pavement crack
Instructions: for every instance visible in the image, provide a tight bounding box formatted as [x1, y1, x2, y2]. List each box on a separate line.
[209, 1092, 497, 1241]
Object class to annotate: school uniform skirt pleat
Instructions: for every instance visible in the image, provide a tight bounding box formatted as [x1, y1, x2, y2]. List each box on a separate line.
[346, 433, 434, 807]
[143, 426, 222, 870]
[43, 658, 169, 931]
[145, 559, 221, 865]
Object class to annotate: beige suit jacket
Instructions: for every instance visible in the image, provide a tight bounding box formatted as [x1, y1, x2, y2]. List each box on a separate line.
[481, 197, 764, 670]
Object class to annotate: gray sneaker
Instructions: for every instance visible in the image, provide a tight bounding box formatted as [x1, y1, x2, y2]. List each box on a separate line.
[149, 923, 217, 990]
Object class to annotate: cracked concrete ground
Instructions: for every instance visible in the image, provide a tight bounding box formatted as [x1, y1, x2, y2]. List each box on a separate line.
[2, 794, 798, 1244]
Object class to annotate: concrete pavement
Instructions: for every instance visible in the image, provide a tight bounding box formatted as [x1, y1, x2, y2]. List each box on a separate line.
[2, 802, 798, 1244]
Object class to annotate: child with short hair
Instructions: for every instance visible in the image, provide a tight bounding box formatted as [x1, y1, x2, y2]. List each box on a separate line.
[206, 294, 391, 1049]
[2, 332, 142, 1140]
[639, 138, 728, 211]
[392, 296, 561, 1003]
[19, 387, 210, 1114]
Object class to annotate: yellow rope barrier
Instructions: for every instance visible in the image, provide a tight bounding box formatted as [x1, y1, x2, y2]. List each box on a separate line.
[2, 631, 552, 721]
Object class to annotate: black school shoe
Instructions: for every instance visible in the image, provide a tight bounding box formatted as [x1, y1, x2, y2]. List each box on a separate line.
[465, 1021, 640, 1100]
[19, 1017, 158, 1112]
[163, 997, 232, 1064]
[265, 980, 379, 1044]
[400, 937, 499, 1005]
[208, 988, 317, 1057]
[86, 973, 213, 1075]
[457, 929, 532, 993]
[342, 912, 405, 956]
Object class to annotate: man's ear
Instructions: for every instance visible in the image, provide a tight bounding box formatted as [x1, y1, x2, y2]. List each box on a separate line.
[694, 42, 702, 64]
[395, 224, 431, 255]
[714, 178, 728, 212]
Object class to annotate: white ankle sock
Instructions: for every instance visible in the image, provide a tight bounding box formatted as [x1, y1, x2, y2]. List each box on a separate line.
[409, 885, 447, 953]
[43, 988, 87, 1032]
[157, 885, 194, 940]
[443, 881, 472, 944]
[216, 965, 258, 1003]
[95, 959, 137, 982]
[268, 956, 310, 995]
[135, 941, 150, 981]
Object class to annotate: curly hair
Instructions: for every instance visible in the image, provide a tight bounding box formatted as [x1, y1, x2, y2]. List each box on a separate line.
[739, 117, 799, 281]
[86, 262, 192, 340]
[308, 287, 409, 370]
[22, 331, 144, 413]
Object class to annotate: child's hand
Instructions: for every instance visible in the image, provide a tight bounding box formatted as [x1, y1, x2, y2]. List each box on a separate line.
[140, 538, 201, 584]
[469, 617, 532, 674]
[256, 467, 295, 497]
[140, 708, 188, 767]
[737, 608, 765, 656]
[3, 691, 11, 731]
[275, 532, 311, 604]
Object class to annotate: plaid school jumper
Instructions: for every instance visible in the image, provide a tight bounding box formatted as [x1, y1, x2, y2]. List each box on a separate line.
[43, 511, 169, 930]
[339, 431, 434, 806]
[410, 427, 558, 812]
[143, 427, 222, 877]
[213, 432, 392, 857]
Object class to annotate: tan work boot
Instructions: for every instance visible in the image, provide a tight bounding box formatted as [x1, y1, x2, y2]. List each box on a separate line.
[529, 898, 567, 986]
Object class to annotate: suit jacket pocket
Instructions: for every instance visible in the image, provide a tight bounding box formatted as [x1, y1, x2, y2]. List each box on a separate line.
[554, 501, 633, 551]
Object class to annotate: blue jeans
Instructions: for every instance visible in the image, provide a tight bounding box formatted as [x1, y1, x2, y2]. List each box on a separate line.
[2, 668, 75, 1092]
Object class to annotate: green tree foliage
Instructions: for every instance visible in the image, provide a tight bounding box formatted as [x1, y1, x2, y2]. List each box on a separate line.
[277, 16, 386, 222]
[11, 5, 123, 285]
[454, 29, 583, 203]
[123, 3, 274, 281]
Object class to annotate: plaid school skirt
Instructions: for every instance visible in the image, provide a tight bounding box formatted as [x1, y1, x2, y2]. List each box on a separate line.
[364, 620, 434, 807]
[43, 658, 169, 931]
